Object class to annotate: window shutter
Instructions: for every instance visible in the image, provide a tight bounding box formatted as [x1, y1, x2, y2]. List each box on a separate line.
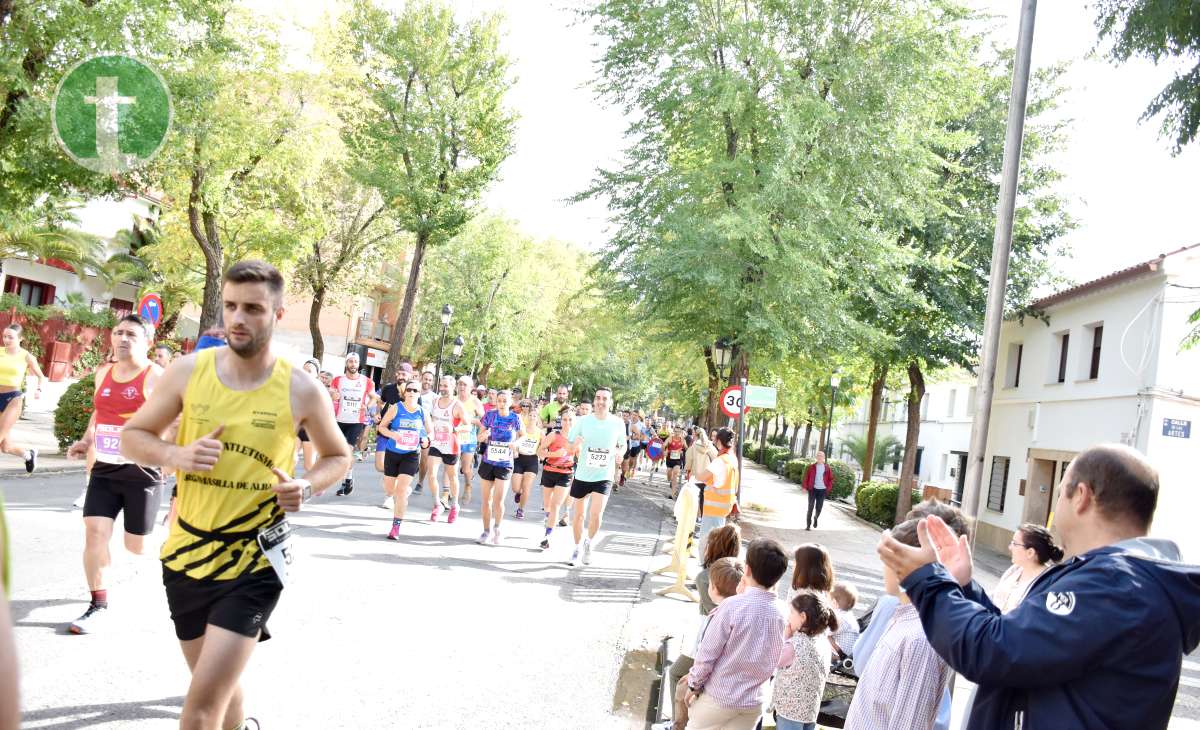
[987, 456, 1010, 512]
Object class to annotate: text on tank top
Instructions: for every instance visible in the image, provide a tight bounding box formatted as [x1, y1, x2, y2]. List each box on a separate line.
[160, 348, 295, 580]
[93, 363, 152, 464]
[334, 374, 371, 424]
[430, 398, 460, 453]
[388, 402, 425, 453]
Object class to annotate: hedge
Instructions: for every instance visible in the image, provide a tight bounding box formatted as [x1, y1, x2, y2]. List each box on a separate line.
[54, 373, 95, 450]
[750, 444, 791, 471]
[854, 480, 921, 529]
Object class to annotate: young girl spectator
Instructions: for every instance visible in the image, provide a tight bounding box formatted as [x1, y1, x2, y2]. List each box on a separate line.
[772, 591, 839, 730]
[785, 543, 835, 601]
[829, 582, 860, 657]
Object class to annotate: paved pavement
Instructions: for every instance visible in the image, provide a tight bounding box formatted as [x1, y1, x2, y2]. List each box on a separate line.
[6, 459, 700, 729]
[1, 379, 82, 478]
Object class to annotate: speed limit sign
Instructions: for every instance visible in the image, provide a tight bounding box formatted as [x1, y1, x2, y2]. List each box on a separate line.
[720, 385, 747, 418]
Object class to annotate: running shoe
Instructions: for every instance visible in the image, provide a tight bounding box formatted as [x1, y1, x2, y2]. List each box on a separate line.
[447, 505, 459, 524]
[490, 528, 501, 545]
[380, 495, 394, 511]
[513, 490, 520, 505]
[539, 538, 550, 550]
[387, 524, 400, 540]
[476, 531, 490, 545]
[342, 479, 354, 496]
[72, 486, 88, 509]
[68, 604, 107, 634]
[24, 448, 37, 474]
[430, 505, 441, 522]
[558, 517, 568, 528]
[439, 494, 451, 511]
[356, 451, 364, 462]
[413, 483, 424, 494]
[582, 539, 593, 566]
[514, 508, 524, 520]
[238, 719, 262, 730]
[568, 546, 580, 566]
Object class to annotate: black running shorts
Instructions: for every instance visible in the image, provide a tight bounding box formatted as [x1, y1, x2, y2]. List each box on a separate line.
[384, 450, 420, 477]
[429, 447, 459, 466]
[569, 479, 611, 500]
[163, 566, 282, 642]
[626, 444, 643, 458]
[512, 454, 540, 475]
[478, 461, 513, 481]
[665, 458, 684, 469]
[297, 428, 310, 443]
[337, 422, 365, 446]
[540, 470, 572, 489]
[83, 463, 165, 536]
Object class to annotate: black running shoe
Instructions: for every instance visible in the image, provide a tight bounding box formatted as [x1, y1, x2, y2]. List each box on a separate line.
[25, 448, 37, 474]
[413, 483, 423, 494]
[343, 479, 354, 496]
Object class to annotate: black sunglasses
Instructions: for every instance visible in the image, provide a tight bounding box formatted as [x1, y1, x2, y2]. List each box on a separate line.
[405, 388, 419, 394]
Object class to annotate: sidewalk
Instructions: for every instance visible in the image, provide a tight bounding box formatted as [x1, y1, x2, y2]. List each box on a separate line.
[2, 379, 86, 478]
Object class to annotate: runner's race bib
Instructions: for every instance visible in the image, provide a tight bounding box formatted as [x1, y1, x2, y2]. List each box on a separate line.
[432, 424, 454, 451]
[257, 520, 296, 587]
[488, 442, 512, 463]
[586, 447, 613, 470]
[518, 435, 540, 455]
[394, 428, 421, 451]
[94, 423, 124, 463]
[669, 450, 682, 460]
[340, 394, 362, 421]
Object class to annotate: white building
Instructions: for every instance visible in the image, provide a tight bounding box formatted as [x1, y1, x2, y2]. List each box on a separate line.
[832, 372, 977, 497]
[975, 243, 1200, 559]
[0, 196, 153, 312]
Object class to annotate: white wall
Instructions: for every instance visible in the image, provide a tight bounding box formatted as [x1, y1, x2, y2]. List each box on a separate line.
[0, 258, 137, 307]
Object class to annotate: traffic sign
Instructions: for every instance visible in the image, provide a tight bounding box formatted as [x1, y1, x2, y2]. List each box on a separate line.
[745, 385, 777, 409]
[137, 292, 163, 326]
[720, 385, 747, 417]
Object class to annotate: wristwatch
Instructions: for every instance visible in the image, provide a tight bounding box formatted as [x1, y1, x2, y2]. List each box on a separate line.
[297, 478, 313, 502]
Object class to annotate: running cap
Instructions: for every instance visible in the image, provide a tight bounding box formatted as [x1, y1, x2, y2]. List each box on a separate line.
[345, 351, 360, 362]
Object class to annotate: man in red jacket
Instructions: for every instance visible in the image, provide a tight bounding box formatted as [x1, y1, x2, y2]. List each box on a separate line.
[802, 451, 833, 530]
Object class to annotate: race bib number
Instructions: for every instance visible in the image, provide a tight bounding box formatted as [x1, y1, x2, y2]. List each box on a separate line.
[257, 520, 296, 587]
[394, 428, 420, 451]
[585, 447, 613, 470]
[488, 442, 512, 463]
[432, 424, 454, 451]
[94, 423, 123, 461]
[518, 435, 540, 455]
[669, 450, 682, 460]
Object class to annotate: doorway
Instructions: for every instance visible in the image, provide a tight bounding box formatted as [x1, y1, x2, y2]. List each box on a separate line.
[1022, 458, 1058, 526]
[951, 451, 968, 504]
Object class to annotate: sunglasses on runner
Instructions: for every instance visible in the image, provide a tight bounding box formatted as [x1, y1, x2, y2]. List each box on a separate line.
[405, 388, 419, 393]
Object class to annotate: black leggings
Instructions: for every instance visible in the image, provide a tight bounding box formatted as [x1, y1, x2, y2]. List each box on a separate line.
[806, 488, 826, 527]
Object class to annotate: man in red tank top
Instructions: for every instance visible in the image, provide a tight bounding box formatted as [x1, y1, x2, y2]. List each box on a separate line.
[64, 315, 165, 634]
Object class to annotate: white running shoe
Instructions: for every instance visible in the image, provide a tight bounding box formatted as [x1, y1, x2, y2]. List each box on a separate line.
[568, 545, 581, 566]
[582, 539, 593, 566]
[68, 604, 108, 634]
[490, 528, 501, 545]
[380, 495, 394, 511]
[72, 486, 88, 509]
[476, 531, 490, 545]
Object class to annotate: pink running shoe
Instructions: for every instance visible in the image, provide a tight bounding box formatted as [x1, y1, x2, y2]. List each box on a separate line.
[447, 505, 459, 524]
[387, 524, 400, 540]
[430, 505, 441, 522]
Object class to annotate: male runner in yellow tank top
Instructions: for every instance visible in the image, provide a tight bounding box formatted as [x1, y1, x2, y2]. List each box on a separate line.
[121, 260, 351, 730]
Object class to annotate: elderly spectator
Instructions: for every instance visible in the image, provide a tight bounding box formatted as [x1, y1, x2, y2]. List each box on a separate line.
[801, 451, 833, 530]
[879, 444, 1200, 730]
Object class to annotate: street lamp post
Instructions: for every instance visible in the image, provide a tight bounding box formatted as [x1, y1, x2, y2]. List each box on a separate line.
[433, 304, 453, 389]
[825, 373, 841, 458]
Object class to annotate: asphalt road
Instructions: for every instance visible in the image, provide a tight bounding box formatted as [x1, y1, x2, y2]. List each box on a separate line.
[6, 461, 697, 729]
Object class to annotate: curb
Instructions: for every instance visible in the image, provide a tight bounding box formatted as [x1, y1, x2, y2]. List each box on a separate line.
[1, 464, 88, 478]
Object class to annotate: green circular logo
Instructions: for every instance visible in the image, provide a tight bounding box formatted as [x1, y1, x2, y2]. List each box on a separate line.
[52, 54, 172, 174]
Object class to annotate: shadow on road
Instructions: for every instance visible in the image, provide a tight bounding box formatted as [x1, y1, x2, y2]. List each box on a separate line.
[10, 597, 85, 633]
[21, 696, 183, 728]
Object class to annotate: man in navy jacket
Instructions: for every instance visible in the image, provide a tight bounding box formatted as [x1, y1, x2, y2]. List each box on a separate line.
[877, 444, 1200, 730]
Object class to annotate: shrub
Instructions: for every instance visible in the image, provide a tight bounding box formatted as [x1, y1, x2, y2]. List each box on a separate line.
[785, 458, 812, 483]
[761, 445, 791, 470]
[828, 459, 856, 500]
[767, 433, 788, 447]
[854, 480, 921, 529]
[54, 374, 95, 450]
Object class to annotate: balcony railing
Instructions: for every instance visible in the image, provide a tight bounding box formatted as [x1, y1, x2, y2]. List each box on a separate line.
[356, 318, 392, 342]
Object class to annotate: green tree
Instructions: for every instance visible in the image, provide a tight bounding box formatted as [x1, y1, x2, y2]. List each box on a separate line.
[336, 0, 516, 383]
[1095, 0, 1200, 153]
[581, 0, 981, 427]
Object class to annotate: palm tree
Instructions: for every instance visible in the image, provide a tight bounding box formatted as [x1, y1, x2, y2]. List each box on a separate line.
[843, 433, 903, 480]
[0, 214, 105, 279]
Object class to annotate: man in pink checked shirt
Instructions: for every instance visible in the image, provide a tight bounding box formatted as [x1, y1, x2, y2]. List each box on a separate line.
[685, 537, 790, 730]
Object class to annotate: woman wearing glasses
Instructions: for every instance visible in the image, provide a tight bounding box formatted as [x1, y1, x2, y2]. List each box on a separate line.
[993, 523, 1064, 613]
[376, 380, 432, 540]
[476, 389, 524, 545]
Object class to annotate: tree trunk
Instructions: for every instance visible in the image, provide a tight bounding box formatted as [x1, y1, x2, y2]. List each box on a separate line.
[158, 310, 180, 339]
[801, 419, 812, 456]
[817, 404, 827, 453]
[308, 286, 327, 361]
[861, 363, 888, 484]
[789, 423, 800, 455]
[382, 231, 429, 384]
[198, 244, 223, 333]
[758, 416, 768, 462]
[188, 139, 224, 334]
[477, 361, 491, 385]
[895, 360, 926, 524]
[701, 345, 721, 429]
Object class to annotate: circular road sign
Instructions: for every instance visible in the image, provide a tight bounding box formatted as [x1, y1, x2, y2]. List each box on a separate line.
[720, 385, 747, 418]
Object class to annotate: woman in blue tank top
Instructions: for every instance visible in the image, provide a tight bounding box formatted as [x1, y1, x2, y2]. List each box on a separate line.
[476, 389, 524, 546]
[376, 380, 431, 539]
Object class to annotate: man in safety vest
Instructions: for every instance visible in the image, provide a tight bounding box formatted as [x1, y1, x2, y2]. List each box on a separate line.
[696, 427, 739, 555]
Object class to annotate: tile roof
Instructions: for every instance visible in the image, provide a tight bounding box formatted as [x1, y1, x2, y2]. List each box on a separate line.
[1031, 242, 1200, 310]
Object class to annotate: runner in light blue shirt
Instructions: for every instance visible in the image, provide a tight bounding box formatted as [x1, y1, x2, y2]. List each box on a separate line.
[564, 387, 627, 566]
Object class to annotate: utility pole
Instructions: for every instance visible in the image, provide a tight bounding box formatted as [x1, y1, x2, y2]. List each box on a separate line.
[962, 0, 1039, 528]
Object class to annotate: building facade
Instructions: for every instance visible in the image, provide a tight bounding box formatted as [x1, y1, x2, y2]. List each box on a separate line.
[975, 244, 1200, 559]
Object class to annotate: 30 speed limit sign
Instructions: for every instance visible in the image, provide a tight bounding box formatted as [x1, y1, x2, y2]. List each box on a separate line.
[720, 385, 748, 417]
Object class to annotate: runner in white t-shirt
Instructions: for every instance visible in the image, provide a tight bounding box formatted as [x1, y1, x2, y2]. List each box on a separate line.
[427, 375, 477, 524]
[331, 352, 374, 496]
[413, 370, 436, 496]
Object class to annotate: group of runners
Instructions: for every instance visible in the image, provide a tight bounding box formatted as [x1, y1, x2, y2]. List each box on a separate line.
[0, 258, 710, 730]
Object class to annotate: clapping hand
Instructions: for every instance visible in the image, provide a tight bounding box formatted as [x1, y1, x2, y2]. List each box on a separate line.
[877, 515, 973, 586]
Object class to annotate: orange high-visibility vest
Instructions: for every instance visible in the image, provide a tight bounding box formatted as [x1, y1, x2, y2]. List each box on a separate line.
[702, 452, 739, 518]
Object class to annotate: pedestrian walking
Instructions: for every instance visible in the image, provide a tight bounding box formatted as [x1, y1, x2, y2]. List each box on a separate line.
[801, 451, 832, 530]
